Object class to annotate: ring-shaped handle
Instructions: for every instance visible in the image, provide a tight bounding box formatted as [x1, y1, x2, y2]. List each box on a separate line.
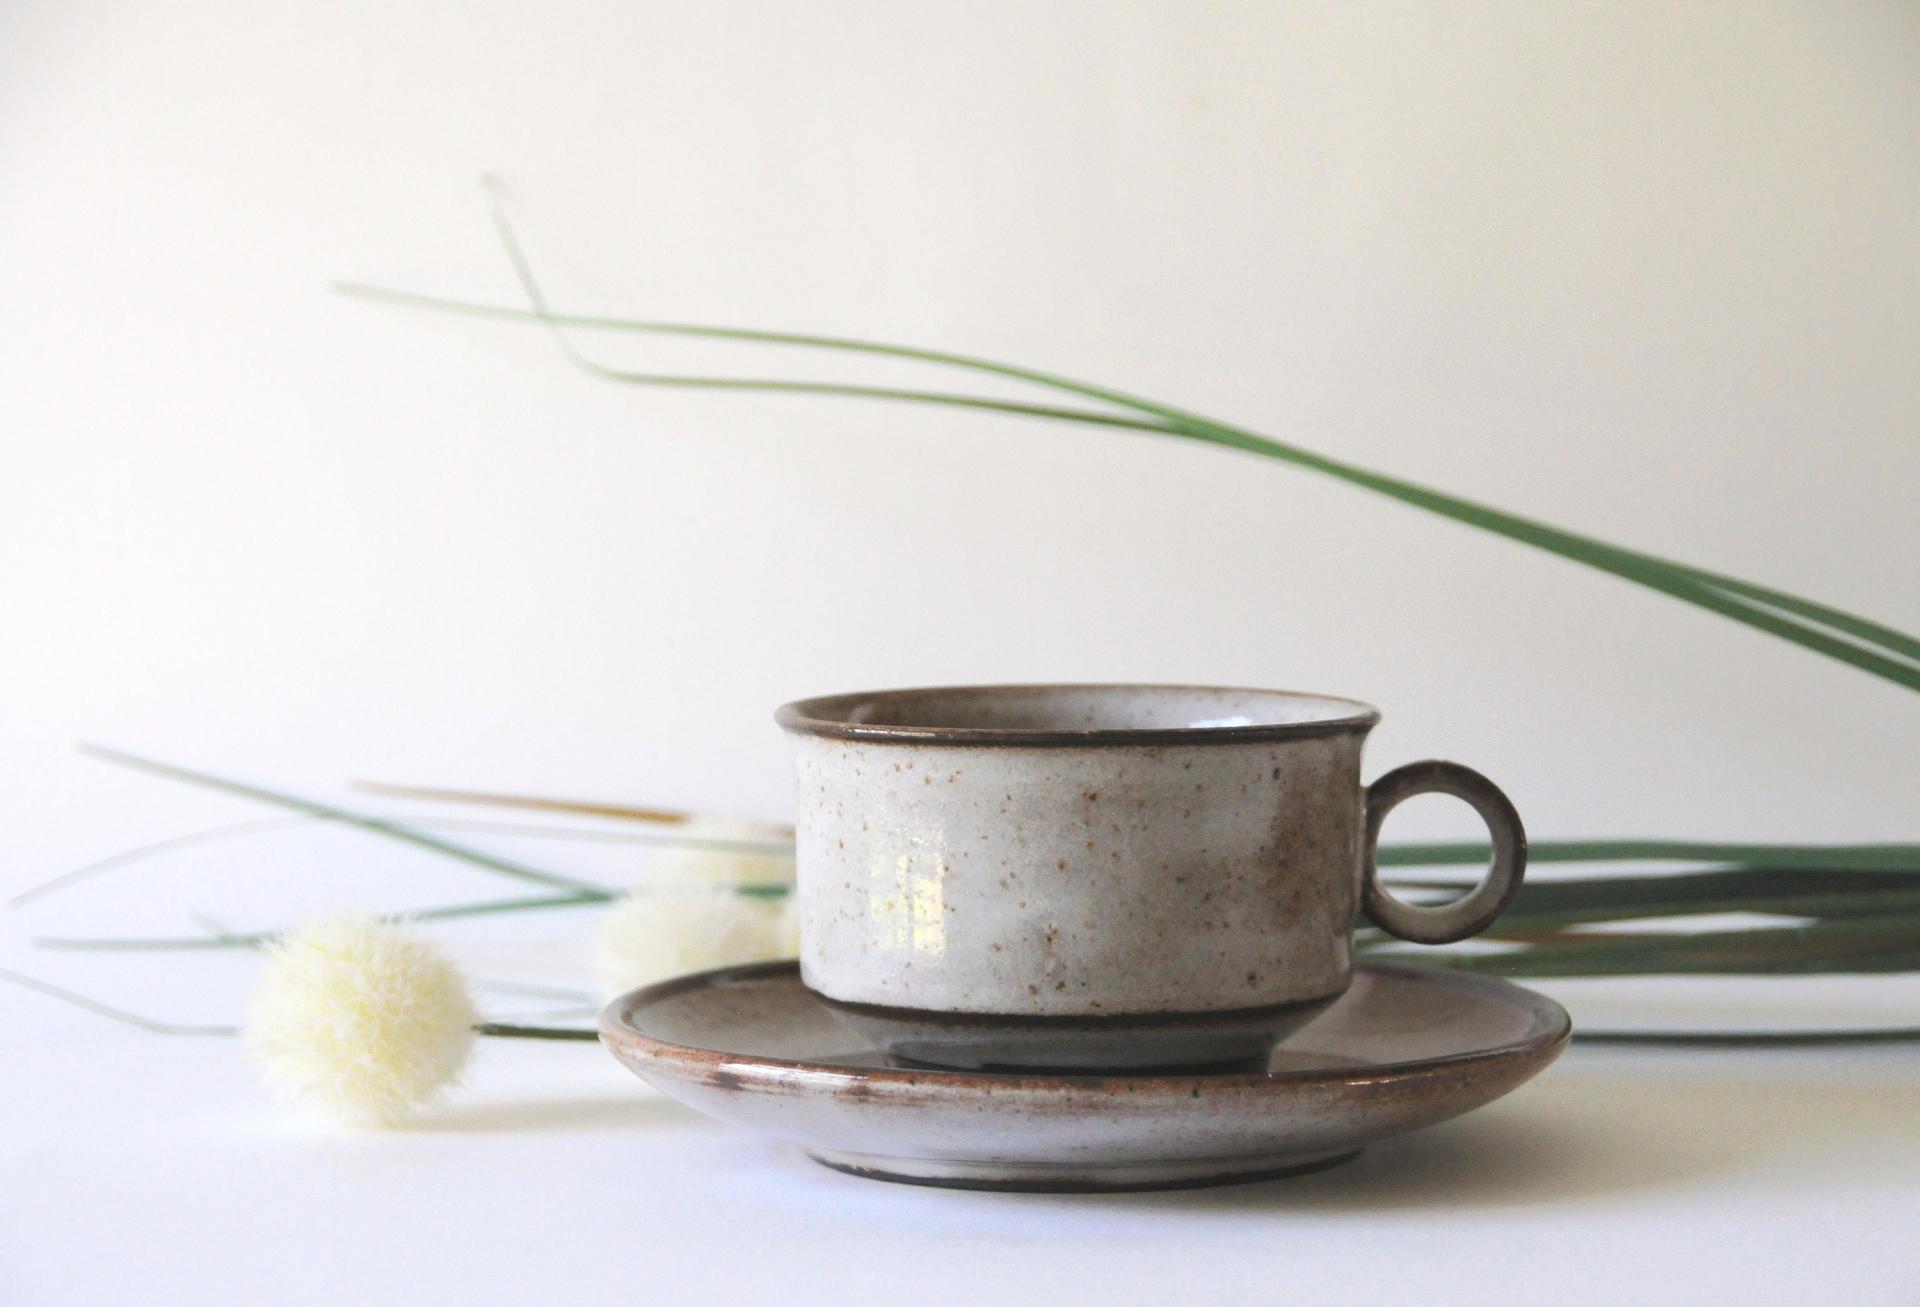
[1362, 760, 1527, 945]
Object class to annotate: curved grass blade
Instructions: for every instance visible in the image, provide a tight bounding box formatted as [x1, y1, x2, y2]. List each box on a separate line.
[462, 178, 1920, 685]
[79, 744, 617, 899]
[1408, 910, 1920, 978]
[10, 815, 312, 909]
[337, 237, 1920, 692]
[1385, 866, 1920, 931]
[0, 967, 239, 1035]
[12, 812, 793, 910]
[2, 968, 600, 1042]
[364, 278, 1919, 690]
[1378, 840, 1920, 872]
[1479, 886, 1920, 934]
[34, 889, 607, 952]
[1574, 1025, 1920, 1046]
[1658, 568, 1920, 665]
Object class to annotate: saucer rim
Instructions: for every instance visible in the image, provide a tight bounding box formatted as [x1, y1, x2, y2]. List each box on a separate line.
[600, 958, 1572, 1092]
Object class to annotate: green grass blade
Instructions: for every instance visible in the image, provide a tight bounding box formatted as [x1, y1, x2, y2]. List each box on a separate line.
[0, 967, 240, 1035]
[37, 848, 1908, 952]
[473, 1022, 600, 1041]
[12, 812, 793, 911]
[1388, 864, 1920, 915]
[455, 170, 1910, 690]
[1481, 886, 1920, 933]
[501, 366, 1172, 432]
[79, 744, 618, 898]
[1400, 910, 1920, 977]
[1377, 840, 1920, 872]
[1157, 409, 1920, 685]
[10, 815, 314, 908]
[337, 272, 1920, 690]
[1375, 870, 1920, 935]
[1666, 567, 1920, 664]
[1574, 1025, 1920, 1046]
[1671, 949, 1920, 975]
[33, 890, 610, 952]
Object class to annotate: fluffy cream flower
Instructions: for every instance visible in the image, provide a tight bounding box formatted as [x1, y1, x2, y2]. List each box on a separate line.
[594, 887, 799, 998]
[246, 911, 477, 1127]
[593, 815, 799, 997]
[587, 882, 791, 990]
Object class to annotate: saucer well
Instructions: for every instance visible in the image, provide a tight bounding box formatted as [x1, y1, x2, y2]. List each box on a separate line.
[600, 959, 1569, 1192]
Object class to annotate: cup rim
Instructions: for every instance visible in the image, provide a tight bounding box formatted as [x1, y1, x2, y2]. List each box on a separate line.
[774, 683, 1381, 748]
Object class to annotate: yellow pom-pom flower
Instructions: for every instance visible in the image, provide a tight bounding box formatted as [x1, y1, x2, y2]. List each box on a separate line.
[246, 911, 478, 1127]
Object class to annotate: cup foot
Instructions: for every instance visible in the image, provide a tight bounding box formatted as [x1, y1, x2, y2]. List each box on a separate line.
[814, 990, 1342, 1073]
[808, 1146, 1362, 1192]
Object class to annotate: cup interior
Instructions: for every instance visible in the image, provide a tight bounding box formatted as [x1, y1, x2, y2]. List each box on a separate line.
[777, 684, 1378, 743]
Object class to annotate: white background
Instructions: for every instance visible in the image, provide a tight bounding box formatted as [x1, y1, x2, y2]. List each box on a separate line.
[2, 3, 1916, 1305]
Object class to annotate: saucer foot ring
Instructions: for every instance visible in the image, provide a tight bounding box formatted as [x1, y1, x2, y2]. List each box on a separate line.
[806, 1146, 1361, 1193]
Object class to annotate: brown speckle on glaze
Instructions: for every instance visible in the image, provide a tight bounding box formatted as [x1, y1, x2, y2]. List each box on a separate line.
[777, 684, 1522, 1070]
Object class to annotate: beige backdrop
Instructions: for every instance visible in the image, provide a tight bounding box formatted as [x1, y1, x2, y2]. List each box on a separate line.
[3, 2, 1915, 916]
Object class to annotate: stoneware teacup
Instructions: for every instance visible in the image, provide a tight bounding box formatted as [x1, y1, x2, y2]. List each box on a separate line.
[775, 684, 1525, 1071]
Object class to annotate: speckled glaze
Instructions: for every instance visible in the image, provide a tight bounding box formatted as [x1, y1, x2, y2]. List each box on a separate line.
[775, 685, 1526, 1069]
[600, 959, 1570, 1192]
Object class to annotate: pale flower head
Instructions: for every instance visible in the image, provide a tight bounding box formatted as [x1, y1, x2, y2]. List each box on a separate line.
[246, 911, 477, 1127]
[594, 886, 797, 998]
[593, 814, 800, 998]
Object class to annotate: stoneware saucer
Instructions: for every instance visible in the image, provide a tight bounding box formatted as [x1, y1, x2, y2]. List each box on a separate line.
[600, 959, 1570, 1192]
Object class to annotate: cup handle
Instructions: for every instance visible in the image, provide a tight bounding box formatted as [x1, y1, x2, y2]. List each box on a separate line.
[1361, 760, 1527, 944]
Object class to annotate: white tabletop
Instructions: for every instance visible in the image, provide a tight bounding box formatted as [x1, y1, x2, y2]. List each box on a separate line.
[8, 948, 1917, 1307]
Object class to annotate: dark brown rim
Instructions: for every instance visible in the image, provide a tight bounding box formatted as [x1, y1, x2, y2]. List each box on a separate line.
[774, 683, 1381, 748]
[598, 959, 1572, 1093]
